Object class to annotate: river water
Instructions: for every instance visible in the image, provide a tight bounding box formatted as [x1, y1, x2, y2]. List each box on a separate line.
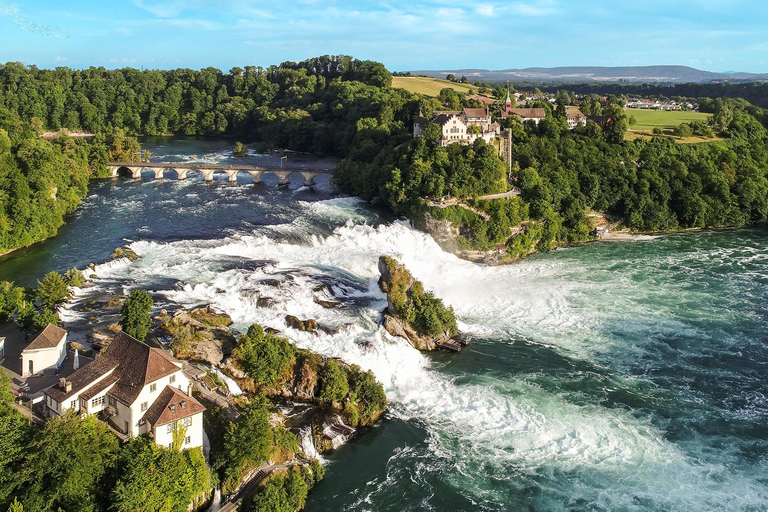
[2, 139, 767, 511]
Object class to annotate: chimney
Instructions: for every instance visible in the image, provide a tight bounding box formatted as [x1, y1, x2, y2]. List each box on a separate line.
[58, 377, 66, 389]
[65, 381, 72, 393]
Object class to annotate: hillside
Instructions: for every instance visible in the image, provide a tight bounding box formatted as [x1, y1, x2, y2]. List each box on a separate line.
[408, 65, 768, 84]
[392, 76, 478, 96]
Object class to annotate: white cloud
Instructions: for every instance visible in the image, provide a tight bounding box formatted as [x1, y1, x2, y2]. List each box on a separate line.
[510, 2, 559, 16]
[477, 5, 496, 17]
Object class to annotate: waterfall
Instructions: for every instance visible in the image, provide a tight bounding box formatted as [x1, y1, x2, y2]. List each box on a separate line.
[207, 488, 221, 512]
[300, 426, 320, 460]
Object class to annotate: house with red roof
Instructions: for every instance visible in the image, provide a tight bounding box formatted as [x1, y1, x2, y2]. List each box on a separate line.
[45, 331, 205, 449]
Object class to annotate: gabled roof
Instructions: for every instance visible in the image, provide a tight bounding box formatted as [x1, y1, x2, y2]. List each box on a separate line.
[141, 386, 205, 427]
[432, 110, 461, 117]
[46, 357, 119, 402]
[433, 113, 465, 127]
[470, 96, 495, 106]
[462, 107, 489, 118]
[24, 324, 66, 351]
[45, 331, 182, 406]
[506, 108, 547, 119]
[566, 108, 586, 119]
[103, 332, 181, 405]
[81, 374, 119, 401]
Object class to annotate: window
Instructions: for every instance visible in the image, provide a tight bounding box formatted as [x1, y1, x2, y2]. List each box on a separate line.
[141, 401, 148, 412]
[91, 396, 104, 407]
[183, 417, 192, 427]
[70, 400, 76, 410]
[108, 396, 116, 407]
[169, 374, 176, 384]
[150, 383, 157, 392]
[185, 436, 191, 445]
[166, 422, 175, 434]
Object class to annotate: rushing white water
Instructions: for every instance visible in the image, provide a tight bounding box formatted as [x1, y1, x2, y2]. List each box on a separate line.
[82, 196, 767, 510]
[300, 426, 320, 460]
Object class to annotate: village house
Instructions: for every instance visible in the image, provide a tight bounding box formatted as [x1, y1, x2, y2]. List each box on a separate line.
[414, 107, 500, 146]
[566, 108, 587, 128]
[44, 331, 205, 449]
[503, 107, 548, 124]
[21, 323, 67, 377]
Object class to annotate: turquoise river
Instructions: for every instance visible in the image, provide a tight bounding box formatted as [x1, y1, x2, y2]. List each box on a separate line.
[1, 138, 766, 511]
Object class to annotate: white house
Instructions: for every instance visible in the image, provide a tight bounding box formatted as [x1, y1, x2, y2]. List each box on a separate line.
[21, 324, 67, 376]
[566, 108, 587, 128]
[45, 331, 205, 449]
[414, 107, 500, 146]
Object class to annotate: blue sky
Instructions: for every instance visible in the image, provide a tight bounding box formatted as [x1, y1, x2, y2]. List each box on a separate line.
[1, 0, 767, 72]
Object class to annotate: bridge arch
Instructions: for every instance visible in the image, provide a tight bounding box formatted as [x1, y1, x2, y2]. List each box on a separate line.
[111, 165, 143, 179]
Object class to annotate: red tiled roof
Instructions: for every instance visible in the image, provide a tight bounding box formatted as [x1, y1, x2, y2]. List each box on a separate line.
[462, 107, 489, 118]
[141, 386, 205, 427]
[24, 324, 66, 351]
[103, 332, 181, 405]
[506, 108, 547, 119]
[46, 331, 182, 406]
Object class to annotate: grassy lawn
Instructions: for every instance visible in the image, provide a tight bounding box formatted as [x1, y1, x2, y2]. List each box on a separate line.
[624, 108, 711, 131]
[625, 130, 723, 144]
[392, 76, 480, 97]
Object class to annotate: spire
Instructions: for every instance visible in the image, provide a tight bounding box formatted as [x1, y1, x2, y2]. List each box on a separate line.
[505, 85, 511, 105]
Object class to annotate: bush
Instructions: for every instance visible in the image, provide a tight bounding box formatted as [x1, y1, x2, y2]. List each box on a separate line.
[222, 396, 273, 493]
[319, 360, 349, 403]
[63, 268, 85, 287]
[233, 141, 248, 157]
[233, 324, 295, 387]
[347, 366, 387, 426]
[248, 466, 319, 512]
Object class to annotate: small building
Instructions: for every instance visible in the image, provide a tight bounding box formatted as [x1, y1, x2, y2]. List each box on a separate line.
[45, 331, 205, 449]
[21, 324, 67, 377]
[566, 108, 587, 128]
[503, 108, 547, 125]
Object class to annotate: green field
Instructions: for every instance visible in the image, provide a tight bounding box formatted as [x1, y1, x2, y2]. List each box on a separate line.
[392, 76, 478, 96]
[624, 108, 711, 131]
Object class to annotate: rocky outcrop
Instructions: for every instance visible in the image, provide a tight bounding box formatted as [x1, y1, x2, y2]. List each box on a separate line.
[421, 211, 461, 253]
[284, 315, 318, 332]
[109, 247, 139, 261]
[421, 211, 512, 265]
[156, 307, 235, 366]
[377, 256, 461, 352]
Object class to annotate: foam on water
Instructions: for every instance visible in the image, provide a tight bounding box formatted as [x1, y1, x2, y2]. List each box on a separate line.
[88, 197, 768, 510]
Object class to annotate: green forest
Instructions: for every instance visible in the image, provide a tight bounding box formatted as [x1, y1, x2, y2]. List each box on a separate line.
[2, 54, 768, 260]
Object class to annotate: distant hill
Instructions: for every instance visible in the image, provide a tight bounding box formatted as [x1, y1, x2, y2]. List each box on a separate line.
[406, 66, 768, 84]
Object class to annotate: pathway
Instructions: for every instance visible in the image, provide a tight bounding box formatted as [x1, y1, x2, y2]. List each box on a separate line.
[217, 461, 302, 512]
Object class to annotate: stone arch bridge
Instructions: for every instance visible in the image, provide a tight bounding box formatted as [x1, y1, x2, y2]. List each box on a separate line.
[107, 161, 335, 186]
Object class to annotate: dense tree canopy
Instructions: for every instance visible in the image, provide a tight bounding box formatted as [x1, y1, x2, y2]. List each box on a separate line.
[119, 289, 154, 341]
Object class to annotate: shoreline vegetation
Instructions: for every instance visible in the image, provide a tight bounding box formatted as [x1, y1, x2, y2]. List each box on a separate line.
[2, 55, 768, 266]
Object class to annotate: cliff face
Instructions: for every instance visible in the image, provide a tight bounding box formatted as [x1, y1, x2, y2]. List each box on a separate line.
[377, 255, 459, 351]
[420, 211, 508, 265]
